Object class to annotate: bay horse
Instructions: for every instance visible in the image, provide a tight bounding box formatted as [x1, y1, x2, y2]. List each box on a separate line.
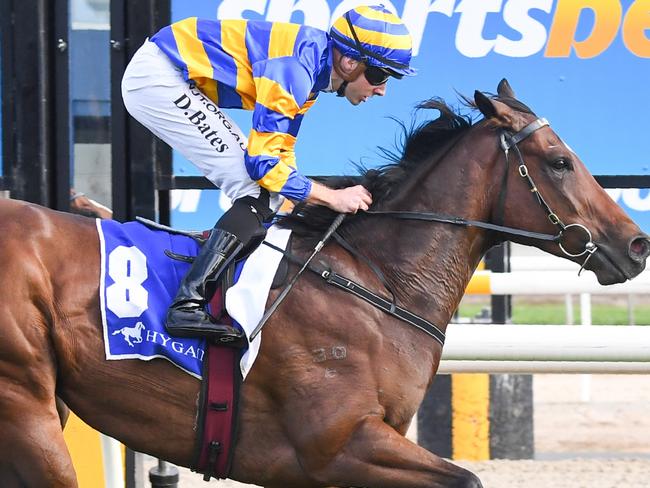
[1, 80, 648, 487]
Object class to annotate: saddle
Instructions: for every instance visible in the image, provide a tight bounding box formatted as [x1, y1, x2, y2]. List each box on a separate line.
[136, 216, 291, 298]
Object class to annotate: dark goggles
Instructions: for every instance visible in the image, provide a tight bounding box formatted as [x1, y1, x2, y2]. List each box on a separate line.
[363, 64, 401, 86]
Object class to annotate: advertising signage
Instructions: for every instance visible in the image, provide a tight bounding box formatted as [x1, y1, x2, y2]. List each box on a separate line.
[168, 1, 650, 231]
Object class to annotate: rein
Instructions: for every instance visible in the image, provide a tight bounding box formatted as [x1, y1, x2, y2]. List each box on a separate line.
[144, 117, 601, 347]
[362, 210, 560, 243]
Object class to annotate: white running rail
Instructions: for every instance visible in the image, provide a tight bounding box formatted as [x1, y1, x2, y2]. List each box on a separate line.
[439, 324, 650, 374]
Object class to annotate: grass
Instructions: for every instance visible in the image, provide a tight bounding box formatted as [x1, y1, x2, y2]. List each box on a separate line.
[458, 298, 650, 325]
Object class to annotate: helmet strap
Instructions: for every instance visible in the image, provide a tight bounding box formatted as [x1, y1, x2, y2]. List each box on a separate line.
[345, 12, 369, 66]
[336, 80, 349, 97]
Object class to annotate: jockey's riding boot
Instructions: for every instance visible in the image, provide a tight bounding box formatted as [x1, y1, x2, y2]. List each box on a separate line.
[165, 228, 246, 347]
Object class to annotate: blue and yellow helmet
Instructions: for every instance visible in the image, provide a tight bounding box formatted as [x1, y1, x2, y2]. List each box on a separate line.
[329, 5, 416, 78]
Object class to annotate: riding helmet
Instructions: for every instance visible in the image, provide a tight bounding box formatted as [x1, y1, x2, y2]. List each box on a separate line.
[329, 4, 416, 77]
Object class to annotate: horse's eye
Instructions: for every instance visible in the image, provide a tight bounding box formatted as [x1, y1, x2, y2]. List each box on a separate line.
[551, 159, 570, 171]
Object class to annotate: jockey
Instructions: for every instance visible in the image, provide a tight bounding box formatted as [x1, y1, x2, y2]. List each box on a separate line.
[121, 5, 416, 346]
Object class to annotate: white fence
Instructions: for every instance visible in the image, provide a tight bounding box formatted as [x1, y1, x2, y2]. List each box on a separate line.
[466, 269, 650, 295]
[453, 250, 650, 375]
[450, 250, 650, 374]
[439, 324, 650, 374]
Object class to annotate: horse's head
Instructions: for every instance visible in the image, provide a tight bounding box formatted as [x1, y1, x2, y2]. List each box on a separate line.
[476, 79, 649, 284]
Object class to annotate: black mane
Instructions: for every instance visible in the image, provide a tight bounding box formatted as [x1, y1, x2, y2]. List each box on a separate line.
[279, 95, 534, 242]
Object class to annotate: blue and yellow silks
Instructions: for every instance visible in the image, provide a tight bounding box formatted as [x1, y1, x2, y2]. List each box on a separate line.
[152, 18, 334, 201]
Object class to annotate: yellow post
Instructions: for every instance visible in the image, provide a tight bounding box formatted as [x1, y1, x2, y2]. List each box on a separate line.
[63, 413, 111, 487]
[464, 271, 491, 295]
[451, 373, 490, 460]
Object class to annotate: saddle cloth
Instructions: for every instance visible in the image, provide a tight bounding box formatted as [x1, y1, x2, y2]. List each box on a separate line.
[97, 219, 290, 379]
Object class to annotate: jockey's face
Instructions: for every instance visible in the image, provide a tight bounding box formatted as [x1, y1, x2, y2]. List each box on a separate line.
[333, 53, 388, 106]
[344, 62, 387, 106]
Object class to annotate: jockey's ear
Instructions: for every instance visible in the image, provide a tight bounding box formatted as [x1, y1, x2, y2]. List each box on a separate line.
[332, 48, 361, 77]
[474, 90, 517, 130]
[338, 55, 361, 76]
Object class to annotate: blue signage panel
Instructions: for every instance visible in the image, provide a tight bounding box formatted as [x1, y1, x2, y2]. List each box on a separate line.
[168, 1, 650, 231]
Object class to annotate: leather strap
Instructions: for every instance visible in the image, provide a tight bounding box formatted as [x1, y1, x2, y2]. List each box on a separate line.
[500, 118, 549, 150]
[261, 240, 445, 345]
[322, 269, 445, 346]
[336, 80, 349, 97]
[364, 210, 561, 242]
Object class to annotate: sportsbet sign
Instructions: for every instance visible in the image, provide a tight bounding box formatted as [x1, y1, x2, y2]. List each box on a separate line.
[169, 1, 650, 231]
[212, 0, 650, 58]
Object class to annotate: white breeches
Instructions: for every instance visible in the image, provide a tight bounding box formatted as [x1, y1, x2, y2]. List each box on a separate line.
[122, 40, 281, 209]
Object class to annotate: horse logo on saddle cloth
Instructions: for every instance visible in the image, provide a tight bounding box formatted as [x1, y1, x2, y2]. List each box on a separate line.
[98, 218, 290, 479]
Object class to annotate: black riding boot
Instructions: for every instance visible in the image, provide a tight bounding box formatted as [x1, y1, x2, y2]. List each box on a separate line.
[165, 228, 246, 346]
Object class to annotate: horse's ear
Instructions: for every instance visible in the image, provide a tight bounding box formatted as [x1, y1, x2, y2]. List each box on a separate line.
[474, 90, 496, 118]
[474, 90, 516, 128]
[497, 78, 516, 99]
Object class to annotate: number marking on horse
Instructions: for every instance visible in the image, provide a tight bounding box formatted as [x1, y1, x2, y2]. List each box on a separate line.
[312, 346, 347, 363]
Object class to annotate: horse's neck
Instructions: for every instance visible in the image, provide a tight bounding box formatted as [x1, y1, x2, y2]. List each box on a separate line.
[353, 131, 501, 331]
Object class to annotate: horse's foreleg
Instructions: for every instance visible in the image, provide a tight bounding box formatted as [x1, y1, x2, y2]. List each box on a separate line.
[0, 394, 77, 487]
[304, 416, 482, 488]
[0, 314, 77, 484]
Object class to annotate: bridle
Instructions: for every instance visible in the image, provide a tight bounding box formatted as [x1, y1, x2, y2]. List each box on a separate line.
[365, 117, 600, 275]
[498, 118, 599, 271]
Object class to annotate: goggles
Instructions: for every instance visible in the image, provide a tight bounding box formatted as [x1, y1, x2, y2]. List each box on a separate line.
[364, 65, 399, 86]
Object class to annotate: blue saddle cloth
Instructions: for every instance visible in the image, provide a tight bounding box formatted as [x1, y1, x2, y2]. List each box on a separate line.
[98, 220, 241, 378]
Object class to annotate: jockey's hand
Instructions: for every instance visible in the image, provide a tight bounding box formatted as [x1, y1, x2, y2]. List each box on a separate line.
[307, 182, 372, 214]
[328, 185, 373, 213]
[70, 189, 114, 220]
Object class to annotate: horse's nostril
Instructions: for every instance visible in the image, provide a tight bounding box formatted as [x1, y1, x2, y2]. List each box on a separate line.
[629, 236, 650, 261]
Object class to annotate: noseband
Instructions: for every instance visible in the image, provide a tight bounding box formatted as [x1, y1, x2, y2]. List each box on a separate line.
[366, 117, 599, 275]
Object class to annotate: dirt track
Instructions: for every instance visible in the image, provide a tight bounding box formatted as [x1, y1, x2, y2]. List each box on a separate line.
[166, 458, 650, 488]
[142, 374, 650, 487]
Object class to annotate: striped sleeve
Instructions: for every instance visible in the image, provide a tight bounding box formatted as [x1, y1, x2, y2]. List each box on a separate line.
[244, 57, 316, 201]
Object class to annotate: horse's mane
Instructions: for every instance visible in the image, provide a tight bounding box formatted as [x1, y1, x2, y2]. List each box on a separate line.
[278, 94, 534, 242]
